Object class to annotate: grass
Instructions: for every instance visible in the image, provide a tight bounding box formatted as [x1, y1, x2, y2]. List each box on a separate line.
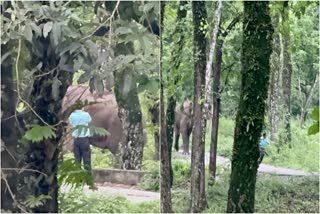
[171, 162, 319, 213]
[59, 189, 160, 213]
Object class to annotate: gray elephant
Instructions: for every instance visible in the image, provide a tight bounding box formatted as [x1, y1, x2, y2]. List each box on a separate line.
[174, 99, 193, 155]
[61, 85, 123, 159]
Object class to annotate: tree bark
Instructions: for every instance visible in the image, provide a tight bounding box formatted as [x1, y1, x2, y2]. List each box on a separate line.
[111, 1, 149, 170]
[114, 43, 145, 169]
[209, 10, 240, 181]
[299, 74, 319, 127]
[209, 39, 222, 181]
[160, 2, 173, 213]
[203, 0, 222, 115]
[281, 1, 292, 146]
[269, 15, 280, 144]
[20, 36, 73, 212]
[1, 43, 19, 212]
[226, 1, 273, 213]
[190, 1, 208, 212]
[165, 0, 188, 187]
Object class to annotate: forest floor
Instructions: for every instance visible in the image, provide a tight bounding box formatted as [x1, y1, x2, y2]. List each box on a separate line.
[174, 151, 318, 176]
[61, 182, 160, 203]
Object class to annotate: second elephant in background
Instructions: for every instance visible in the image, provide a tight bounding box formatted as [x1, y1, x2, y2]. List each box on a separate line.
[174, 99, 193, 155]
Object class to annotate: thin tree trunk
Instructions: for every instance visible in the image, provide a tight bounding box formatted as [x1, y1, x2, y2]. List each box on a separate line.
[281, 1, 292, 146]
[269, 16, 280, 144]
[209, 10, 241, 181]
[226, 1, 273, 212]
[209, 39, 222, 181]
[203, 0, 222, 114]
[299, 74, 319, 127]
[190, 1, 207, 212]
[160, 2, 173, 212]
[165, 0, 188, 187]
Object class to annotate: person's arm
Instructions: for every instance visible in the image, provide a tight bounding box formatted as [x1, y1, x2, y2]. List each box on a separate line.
[68, 114, 73, 127]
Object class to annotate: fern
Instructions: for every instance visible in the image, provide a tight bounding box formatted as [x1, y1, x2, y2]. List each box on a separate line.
[58, 158, 94, 190]
[23, 194, 51, 209]
[24, 125, 56, 142]
[72, 124, 109, 137]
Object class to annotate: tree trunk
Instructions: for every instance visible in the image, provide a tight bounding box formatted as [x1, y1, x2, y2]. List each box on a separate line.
[190, 1, 207, 212]
[269, 17, 280, 144]
[226, 1, 273, 213]
[203, 0, 222, 115]
[299, 74, 319, 127]
[281, 1, 292, 146]
[209, 39, 222, 181]
[160, 2, 173, 212]
[1, 43, 19, 212]
[209, 12, 240, 181]
[165, 0, 188, 187]
[114, 43, 145, 170]
[20, 37, 73, 212]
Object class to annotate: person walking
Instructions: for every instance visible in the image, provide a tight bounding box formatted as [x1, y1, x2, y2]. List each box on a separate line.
[258, 132, 268, 165]
[69, 107, 92, 172]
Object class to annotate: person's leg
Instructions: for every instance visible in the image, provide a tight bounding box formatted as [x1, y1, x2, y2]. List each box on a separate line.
[79, 138, 92, 172]
[258, 148, 265, 164]
[79, 138, 96, 189]
[73, 138, 82, 165]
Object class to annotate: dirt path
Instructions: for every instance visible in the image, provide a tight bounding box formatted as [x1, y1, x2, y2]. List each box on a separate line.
[61, 182, 160, 203]
[174, 151, 318, 176]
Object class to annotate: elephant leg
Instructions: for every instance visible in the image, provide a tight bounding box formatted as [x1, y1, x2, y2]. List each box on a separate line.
[174, 126, 180, 152]
[182, 132, 190, 155]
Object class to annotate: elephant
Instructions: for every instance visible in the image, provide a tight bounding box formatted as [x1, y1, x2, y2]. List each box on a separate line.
[61, 85, 123, 157]
[174, 99, 193, 155]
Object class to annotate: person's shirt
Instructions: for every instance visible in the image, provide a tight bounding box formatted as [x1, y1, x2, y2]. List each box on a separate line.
[69, 110, 92, 137]
[259, 137, 268, 149]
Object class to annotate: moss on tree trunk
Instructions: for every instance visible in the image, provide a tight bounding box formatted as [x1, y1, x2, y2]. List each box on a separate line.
[114, 43, 145, 170]
[226, 1, 273, 213]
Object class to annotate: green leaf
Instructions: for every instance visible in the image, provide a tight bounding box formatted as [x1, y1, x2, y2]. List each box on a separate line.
[52, 22, 61, 47]
[30, 23, 42, 37]
[77, 70, 91, 84]
[23, 195, 52, 209]
[310, 108, 319, 121]
[24, 25, 33, 43]
[58, 158, 94, 189]
[24, 125, 56, 142]
[88, 124, 109, 137]
[52, 78, 62, 101]
[115, 27, 133, 36]
[43, 21, 53, 38]
[73, 56, 84, 72]
[308, 123, 319, 135]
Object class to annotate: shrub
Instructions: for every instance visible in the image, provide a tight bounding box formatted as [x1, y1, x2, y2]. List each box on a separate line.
[172, 160, 191, 187]
[139, 160, 160, 191]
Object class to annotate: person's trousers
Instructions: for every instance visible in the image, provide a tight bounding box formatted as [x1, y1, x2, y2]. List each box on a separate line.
[73, 137, 91, 172]
[258, 147, 265, 164]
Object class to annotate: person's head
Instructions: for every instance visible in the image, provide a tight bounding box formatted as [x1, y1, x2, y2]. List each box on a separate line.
[262, 132, 266, 138]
